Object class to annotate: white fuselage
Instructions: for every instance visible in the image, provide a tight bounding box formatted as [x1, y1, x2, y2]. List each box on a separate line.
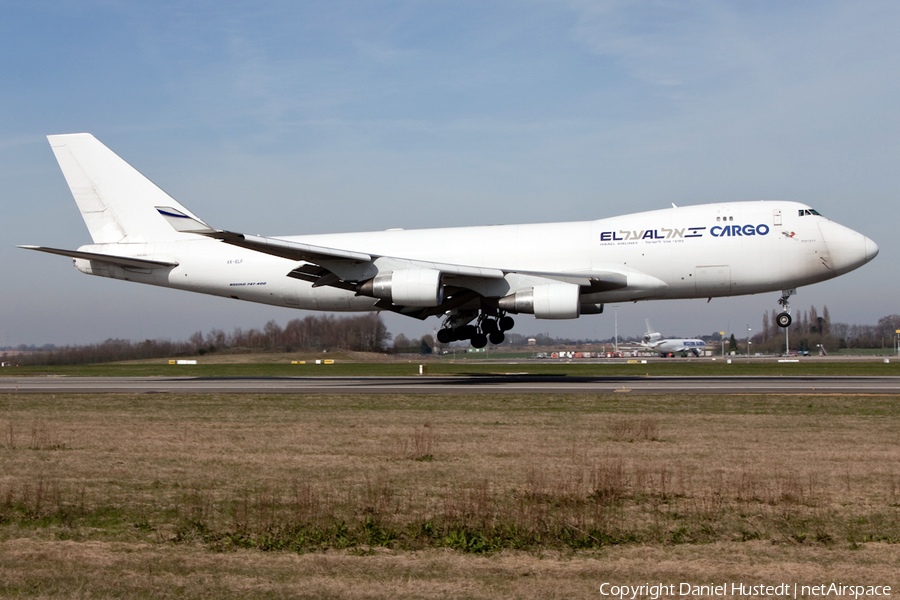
[31, 134, 878, 335]
[72, 200, 877, 313]
[646, 339, 708, 356]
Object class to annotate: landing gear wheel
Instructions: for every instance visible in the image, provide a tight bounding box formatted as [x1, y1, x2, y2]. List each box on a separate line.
[437, 329, 452, 344]
[471, 333, 488, 349]
[499, 316, 515, 332]
[481, 319, 498, 334]
[488, 331, 505, 345]
[776, 290, 794, 329]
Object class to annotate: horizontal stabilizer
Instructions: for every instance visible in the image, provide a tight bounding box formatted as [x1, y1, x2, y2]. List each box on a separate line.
[18, 245, 178, 269]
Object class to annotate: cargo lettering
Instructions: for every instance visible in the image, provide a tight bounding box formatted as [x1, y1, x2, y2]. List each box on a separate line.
[600, 224, 768, 242]
[710, 224, 770, 237]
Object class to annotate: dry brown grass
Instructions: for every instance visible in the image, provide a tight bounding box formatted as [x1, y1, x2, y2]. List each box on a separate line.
[2, 539, 899, 599]
[1, 392, 899, 597]
[606, 415, 661, 441]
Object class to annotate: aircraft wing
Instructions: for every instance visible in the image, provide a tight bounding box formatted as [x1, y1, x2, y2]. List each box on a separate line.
[194, 228, 633, 290]
[18, 245, 178, 269]
[203, 229, 509, 279]
[155, 206, 508, 279]
[205, 230, 376, 264]
[169, 220, 660, 319]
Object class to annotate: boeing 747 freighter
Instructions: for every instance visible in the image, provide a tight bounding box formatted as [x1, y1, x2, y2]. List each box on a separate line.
[21, 134, 879, 347]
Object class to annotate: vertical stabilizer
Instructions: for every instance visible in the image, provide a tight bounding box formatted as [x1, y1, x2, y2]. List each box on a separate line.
[642, 319, 661, 345]
[47, 133, 209, 244]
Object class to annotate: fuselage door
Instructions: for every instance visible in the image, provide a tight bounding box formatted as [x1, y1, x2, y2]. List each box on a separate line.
[774, 209, 782, 226]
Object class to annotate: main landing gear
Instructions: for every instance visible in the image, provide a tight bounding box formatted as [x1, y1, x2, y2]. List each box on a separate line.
[775, 289, 796, 328]
[436, 311, 515, 348]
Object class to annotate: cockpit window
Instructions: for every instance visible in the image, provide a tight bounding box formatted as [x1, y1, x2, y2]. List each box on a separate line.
[798, 209, 822, 217]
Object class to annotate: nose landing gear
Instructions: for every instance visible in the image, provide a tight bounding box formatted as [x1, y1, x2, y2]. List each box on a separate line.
[775, 289, 796, 328]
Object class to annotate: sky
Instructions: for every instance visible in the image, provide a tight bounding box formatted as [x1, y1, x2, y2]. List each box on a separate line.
[1, 0, 898, 347]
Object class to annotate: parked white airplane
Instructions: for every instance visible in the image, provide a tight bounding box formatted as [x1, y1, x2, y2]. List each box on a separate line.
[641, 319, 707, 357]
[21, 134, 879, 348]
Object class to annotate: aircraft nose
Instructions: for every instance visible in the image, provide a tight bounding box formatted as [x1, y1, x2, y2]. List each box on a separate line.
[864, 236, 879, 263]
[818, 219, 878, 275]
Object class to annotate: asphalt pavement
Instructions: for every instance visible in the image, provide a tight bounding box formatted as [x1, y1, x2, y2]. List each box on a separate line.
[2, 375, 898, 394]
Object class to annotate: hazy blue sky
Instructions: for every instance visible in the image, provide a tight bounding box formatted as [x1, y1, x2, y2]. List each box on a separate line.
[2, 1, 898, 346]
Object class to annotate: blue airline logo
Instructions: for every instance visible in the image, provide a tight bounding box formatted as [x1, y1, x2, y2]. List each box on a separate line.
[600, 224, 769, 241]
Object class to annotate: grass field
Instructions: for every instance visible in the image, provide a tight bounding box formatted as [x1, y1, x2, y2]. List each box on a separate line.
[2, 391, 899, 598]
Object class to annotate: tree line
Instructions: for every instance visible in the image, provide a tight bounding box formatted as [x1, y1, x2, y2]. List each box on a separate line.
[6, 309, 898, 365]
[750, 307, 900, 354]
[7, 313, 391, 366]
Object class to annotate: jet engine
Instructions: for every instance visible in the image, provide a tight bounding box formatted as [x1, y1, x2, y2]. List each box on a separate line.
[497, 282, 580, 319]
[358, 268, 443, 307]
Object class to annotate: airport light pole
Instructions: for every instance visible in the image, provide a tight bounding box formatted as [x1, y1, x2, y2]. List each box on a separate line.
[747, 324, 751, 361]
[896, 330, 899, 356]
[614, 306, 618, 354]
[720, 331, 725, 357]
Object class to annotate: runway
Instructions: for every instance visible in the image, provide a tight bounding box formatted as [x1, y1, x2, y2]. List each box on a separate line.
[2, 375, 899, 394]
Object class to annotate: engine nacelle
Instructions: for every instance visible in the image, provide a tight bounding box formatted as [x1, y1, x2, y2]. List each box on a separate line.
[643, 332, 662, 344]
[497, 282, 581, 319]
[580, 303, 604, 315]
[359, 268, 443, 307]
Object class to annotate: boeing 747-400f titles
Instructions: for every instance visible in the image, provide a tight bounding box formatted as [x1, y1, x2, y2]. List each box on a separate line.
[642, 320, 707, 357]
[21, 134, 879, 348]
